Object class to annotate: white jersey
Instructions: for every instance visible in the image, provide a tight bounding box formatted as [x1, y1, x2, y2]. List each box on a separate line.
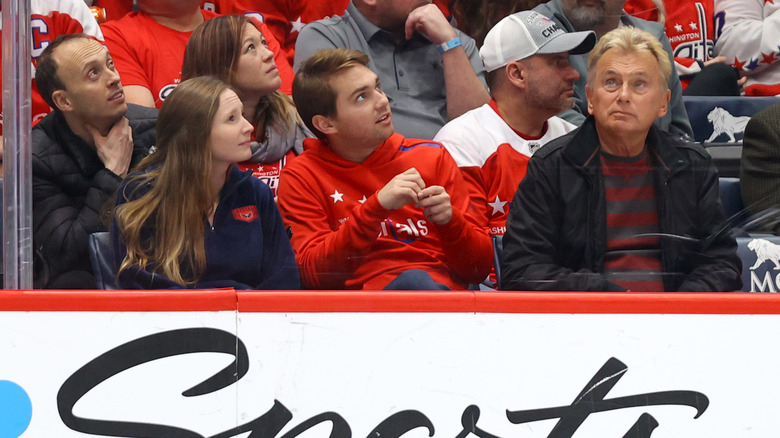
[714, 0, 780, 95]
[434, 102, 576, 168]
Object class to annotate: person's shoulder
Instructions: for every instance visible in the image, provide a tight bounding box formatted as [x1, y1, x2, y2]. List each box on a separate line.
[32, 112, 67, 156]
[622, 14, 665, 37]
[100, 10, 145, 32]
[125, 104, 158, 123]
[750, 102, 780, 124]
[280, 147, 321, 176]
[548, 115, 577, 131]
[655, 129, 711, 161]
[244, 173, 275, 202]
[202, 9, 221, 20]
[435, 105, 486, 137]
[533, 130, 573, 160]
[532, 1, 557, 16]
[303, 8, 351, 31]
[117, 170, 154, 202]
[397, 137, 447, 155]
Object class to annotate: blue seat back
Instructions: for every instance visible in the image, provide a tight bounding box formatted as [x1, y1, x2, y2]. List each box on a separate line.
[88, 232, 118, 290]
[718, 177, 746, 228]
[736, 236, 780, 292]
[684, 96, 779, 144]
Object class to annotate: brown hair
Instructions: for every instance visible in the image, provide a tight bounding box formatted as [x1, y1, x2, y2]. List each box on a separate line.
[292, 48, 370, 139]
[114, 76, 230, 285]
[35, 33, 92, 110]
[182, 15, 298, 142]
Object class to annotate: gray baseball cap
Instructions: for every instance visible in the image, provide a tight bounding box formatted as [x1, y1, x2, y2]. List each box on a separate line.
[480, 11, 596, 72]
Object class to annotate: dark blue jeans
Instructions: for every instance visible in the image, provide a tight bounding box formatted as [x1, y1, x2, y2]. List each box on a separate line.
[383, 269, 451, 290]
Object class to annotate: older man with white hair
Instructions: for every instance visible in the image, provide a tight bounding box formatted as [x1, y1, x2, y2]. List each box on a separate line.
[501, 26, 741, 292]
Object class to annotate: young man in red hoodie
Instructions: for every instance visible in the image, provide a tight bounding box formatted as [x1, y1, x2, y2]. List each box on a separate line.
[278, 48, 491, 290]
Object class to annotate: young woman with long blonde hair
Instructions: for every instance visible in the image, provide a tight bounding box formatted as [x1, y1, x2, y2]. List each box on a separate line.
[111, 76, 299, 289]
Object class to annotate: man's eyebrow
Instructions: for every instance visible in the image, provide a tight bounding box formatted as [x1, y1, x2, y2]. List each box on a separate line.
[602, 68, 652, 78]
[80, 59, 101, 74]
[349, 84, 370, 98]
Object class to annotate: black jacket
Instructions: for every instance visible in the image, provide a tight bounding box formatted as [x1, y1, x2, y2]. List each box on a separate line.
[32, 104, 157, 288]
[500, 116, 742, 292]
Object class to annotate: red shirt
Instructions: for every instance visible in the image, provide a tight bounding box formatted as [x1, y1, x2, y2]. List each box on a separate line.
[277, 133, 491, 290]
[101, 9, 294, 109]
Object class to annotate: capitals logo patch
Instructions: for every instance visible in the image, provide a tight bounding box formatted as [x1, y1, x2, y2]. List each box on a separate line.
[232, 206, 258, 223]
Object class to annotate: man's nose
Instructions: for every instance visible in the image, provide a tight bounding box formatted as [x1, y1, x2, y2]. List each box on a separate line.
[375, 89, 389, 108]
[617, 82, 631, 101]
[106, 68, 121, 85]
[566, 64, 580, 81]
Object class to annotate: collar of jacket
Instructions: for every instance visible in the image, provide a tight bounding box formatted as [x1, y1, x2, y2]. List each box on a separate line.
[561, 115, 690, 176]
[46, 110, 104, 176]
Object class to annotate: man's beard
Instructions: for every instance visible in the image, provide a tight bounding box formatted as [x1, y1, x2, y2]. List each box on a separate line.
[566, 5, 606, 30]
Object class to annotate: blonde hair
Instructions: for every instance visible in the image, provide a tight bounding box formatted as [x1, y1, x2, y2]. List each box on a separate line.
[114, 76, 229, 285]
[587, 26, 672, 88]
[182, 14, 299, 143]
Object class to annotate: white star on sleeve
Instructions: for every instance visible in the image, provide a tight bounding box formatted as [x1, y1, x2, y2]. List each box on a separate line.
[358, 195, 367, 204]
[674, 23, 683, 32]
[689, 21, 698, 30]
[330, 189, 344, 203]
[290, 16, 305, 33]
[487, 196, 507, 215]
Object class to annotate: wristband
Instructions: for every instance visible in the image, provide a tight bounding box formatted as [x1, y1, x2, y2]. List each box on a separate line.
[437, 37, 461, 54]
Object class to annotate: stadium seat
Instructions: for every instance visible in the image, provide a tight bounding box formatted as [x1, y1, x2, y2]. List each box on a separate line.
[718, 177, 747, 229]
[736, 236, 780, 292]
[492, 235, 503, 288]
[684, 96, 780, 144]
[685, 96, 779, 178]
[88, 232, 118, 290]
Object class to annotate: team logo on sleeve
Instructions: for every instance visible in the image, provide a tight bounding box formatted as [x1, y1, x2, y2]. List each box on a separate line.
[232, 206, 259, 223]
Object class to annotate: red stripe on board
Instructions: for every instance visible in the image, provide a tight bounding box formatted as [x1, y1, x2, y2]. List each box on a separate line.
[3, 290, 780, 314]
[239, 291, 780, 314]
[473, 292, 780, 314]
[0, 289, 237, 311]
[237, 291, 476, 313]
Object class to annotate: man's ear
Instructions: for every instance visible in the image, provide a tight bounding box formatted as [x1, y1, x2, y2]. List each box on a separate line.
[657, 88, 671, 118]
[51, 89, 71, 112]
[505, 62, 525, 88]
[586, 84, 594, 115]
[312, 114, 337, 136]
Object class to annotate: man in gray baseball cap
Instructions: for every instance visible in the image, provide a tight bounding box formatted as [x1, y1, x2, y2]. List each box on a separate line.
[434, 10, 595, 288]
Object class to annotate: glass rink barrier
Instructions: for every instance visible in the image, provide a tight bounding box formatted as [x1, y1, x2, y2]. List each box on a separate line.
[2, 290, 780, 437]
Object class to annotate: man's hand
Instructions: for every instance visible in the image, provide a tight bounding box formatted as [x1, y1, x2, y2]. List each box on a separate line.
[702, 56, 748, 93]
[404, 3, 457, 44]
[702, 55, 729, 68]
[415, 185, 452, 225]
[87, 117, 134, 178]
[378, 167, 426, 210]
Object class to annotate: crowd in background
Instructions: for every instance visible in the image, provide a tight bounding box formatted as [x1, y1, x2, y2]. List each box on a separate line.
[4, 0, 778, 290]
